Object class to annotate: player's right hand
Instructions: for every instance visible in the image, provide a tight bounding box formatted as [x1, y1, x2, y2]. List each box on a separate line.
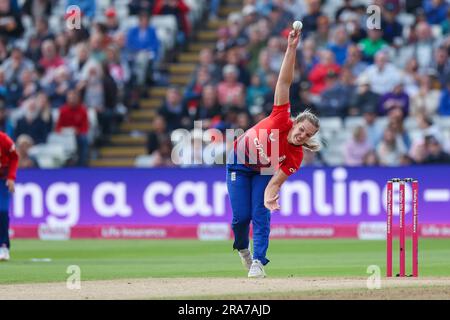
[264, 194, 280, 212]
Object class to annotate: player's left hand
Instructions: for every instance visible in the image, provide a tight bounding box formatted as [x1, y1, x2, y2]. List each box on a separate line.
[6, 179, 15, 193]
[264, 194, 280, 212]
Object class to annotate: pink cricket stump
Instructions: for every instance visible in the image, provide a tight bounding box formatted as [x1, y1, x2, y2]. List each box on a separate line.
[412, 180, 419, 277]
[399, 181, 406, 277]
[386, 180, 393, 277]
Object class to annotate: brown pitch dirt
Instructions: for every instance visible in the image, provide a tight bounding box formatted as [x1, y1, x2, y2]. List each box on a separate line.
[1, 277, 450, 300]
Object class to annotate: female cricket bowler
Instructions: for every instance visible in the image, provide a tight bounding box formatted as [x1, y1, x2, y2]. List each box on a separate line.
[226, 29, 320, 278]
[0, 131, 18, 261]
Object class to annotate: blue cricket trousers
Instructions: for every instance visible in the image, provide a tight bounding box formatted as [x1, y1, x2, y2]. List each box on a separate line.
[0, 179, 10, 248]
[226, 163, 272, 265]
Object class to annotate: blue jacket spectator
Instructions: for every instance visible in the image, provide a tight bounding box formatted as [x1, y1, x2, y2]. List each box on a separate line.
[126, 12, 160, 61]
[423, 0, 449, 25]
[438, 80, 450, 115]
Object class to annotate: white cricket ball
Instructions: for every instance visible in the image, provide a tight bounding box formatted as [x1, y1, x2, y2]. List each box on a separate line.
[292, 20, 303, 31]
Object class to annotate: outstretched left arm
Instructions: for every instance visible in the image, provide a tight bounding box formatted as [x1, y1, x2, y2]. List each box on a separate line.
[264, 169, 289, 212]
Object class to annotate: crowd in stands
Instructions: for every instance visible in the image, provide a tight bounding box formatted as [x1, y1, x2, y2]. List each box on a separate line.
[0, 0, 197, 167]
[1, 0, 450, 168]
[147, 0, 450, 168]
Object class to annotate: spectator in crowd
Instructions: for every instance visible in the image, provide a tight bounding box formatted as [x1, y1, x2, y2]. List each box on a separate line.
[265, 5, 287, 36]
[361, 50, 402, 95]
[438, 75, 450, 115]
[35, 91, 53, 136]
[0, 99, 12, 136]
[22, 0, 53, 20]
[158, 86, 190, 132]
[298, 38, 319, 76]
[423, 0, 449, 25]
[344, 45, 368, 77]
[194, 84, 223, 129]
[316, 70, 350, 117]
[1, 46, 34, 86]
[349, 75, 379, 116]
[0, 0, 24, 41]
[104, 7, 120, 37]
[197, 48, 221, 83]
[362, 149, 380, 166]
[327, 24, 350, 66]
[414, 111, 443, 146]
[217, 64, 245, 109]
[423, 135, 450, 163]
[302, 0, 323, 37]
[45, 65, 72, 109]
[381, 3, 403, 45]
[410, 73, 441, 116]
[246, 73, 270, 111]
[126, 11, 160, 86]
[400, 22, 435, 70]
[147, 115, 168, 155]
[310, 15, 330, 50]
[387, 108, 411, 150]
[153, 0, 191, 44]
[308, 49, 341, 95]
[358, 28, 388, 63]
[362, 107, 383, 148]
[184, 66, 212, 111]
[335, 0, 356, 23]
[14, 97, 50, 144]
[147, 135, 175, 167]
[55, 90, 89, 166]
[16, 134, 38, 168]
[344, 126, 373, 166]
[39, 39, 65, 84]
[441, 7, 450, 34]
[378, 79, 409, 116]
[376, 127, 407, 166]
[431, 46, 450, 86]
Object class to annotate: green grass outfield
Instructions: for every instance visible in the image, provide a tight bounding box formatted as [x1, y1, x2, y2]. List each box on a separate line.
[1, 239, 450, 284]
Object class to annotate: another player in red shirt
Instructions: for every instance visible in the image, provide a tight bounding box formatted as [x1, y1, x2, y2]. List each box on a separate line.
[0, 131, 19, 261]
[226, 29, 321, 278]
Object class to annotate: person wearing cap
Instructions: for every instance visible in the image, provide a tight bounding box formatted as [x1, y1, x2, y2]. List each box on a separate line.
[104, 7, 120, 36]
[227, 29, 320, 278]
[0, 131, 18, 261]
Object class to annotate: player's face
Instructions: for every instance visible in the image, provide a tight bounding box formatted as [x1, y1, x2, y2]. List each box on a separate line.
[289, 120, 317, 146]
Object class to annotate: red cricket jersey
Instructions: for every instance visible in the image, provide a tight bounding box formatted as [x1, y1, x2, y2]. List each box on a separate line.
[0, 131, 19, 180]
[234, 103, 303, 176]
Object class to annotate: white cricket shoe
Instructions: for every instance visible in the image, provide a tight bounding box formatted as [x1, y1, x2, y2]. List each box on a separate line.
[238, 249, 253, 271]
[0, 247, 10, 261]
[248, 259, 266, 278]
